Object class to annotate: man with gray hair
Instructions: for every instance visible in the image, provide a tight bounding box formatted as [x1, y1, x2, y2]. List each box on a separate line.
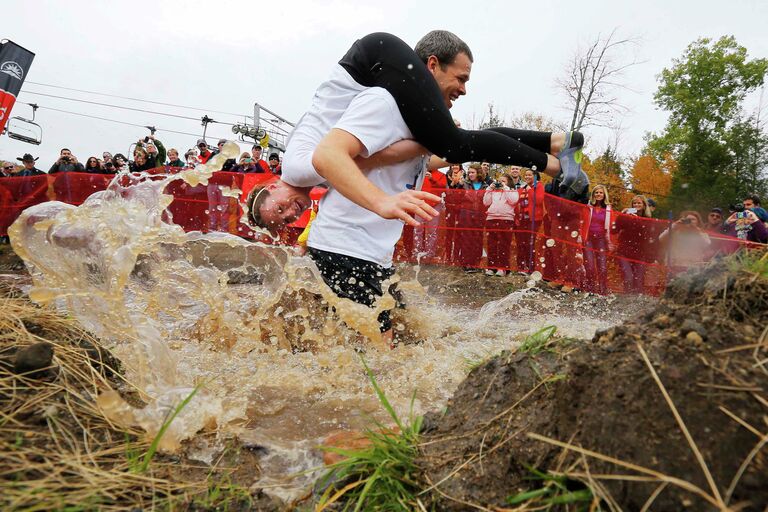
[250, 30, 587, 234]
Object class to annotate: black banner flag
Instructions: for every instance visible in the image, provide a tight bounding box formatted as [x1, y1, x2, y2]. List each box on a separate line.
[0, 40, 35, 134]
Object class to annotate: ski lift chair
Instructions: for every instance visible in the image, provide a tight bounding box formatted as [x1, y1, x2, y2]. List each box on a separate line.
[4, 103, 42, 145]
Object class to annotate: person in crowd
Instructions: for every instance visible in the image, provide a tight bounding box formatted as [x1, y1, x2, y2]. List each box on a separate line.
[443, 163, 465, 263]
[647, 197, 657, 218]
[581, 184, 614, 295]
[197, 139, 214, 164]
[112, 153, 128, 173]
[184, 149, 200, 168]
[457, 165, 488, 272]
[479, 161, 493, 186]
[1, 161, 17, 177]
[268, 153, 282, 175]
[102, 152, 113, 164]
[724, 207, 768, 243]
[233, 152, 256, 173]
[614, 195, 655, 293]
[704, 207, 727, 234]
[143, 136, 166, 169]
[48, 148, 85, 173]
[167, 148, 185, 168]
[102, 159, 117, 174]
[84, 156, 103, 173]
[212, 139, 236, 170]
[743, 194, 768, 223]
[507, 166, 524, 189]
[129, 147, 153, 172]
[514, 168, 544, 273]
[409, 163, 448, 258]
[658, 211, 711, 270]
[13, 154, 44, 176]
[483, 173, 519, 276]
[251, 145, 271, 173]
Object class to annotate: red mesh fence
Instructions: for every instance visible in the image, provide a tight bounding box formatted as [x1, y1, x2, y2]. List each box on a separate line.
[1, 171, 762, 295]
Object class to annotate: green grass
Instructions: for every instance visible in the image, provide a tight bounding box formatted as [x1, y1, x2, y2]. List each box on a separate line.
[507, 467, 595, 510]
[519, 325, 559, 355]
[316, 357, 424, 512]
[728, 248, 768, 278]
[126, 384, 202, 474]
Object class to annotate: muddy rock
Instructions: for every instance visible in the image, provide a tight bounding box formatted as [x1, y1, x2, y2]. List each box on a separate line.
[14, 342, 54, 378]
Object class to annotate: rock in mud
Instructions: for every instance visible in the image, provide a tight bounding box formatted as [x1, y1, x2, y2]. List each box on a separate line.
[13, 342, 54, 378]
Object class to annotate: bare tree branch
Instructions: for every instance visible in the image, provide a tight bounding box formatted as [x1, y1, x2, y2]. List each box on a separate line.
[557, 29, 645, 132]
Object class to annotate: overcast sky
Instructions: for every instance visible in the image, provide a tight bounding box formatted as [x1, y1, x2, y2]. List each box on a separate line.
[2, 0, 766, 168]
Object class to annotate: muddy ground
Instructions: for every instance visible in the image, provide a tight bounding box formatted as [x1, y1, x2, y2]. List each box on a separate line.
[419, 256, 768, 511]
[3, 240, 765, 511]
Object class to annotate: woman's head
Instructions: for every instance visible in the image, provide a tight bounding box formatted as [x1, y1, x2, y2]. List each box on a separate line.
[449, 164, 462, 178]
[499, 174, 511, 187]
[239, 152, 252, 163]
[134, 147, 147, 165]
[86, 157, 100, 169]
[589, 185, 610, 206]
[679, 210, 703, 227]
[167, 148, 179, 161]
[630, 195, 651, 217]
[523, 169, 535, 185]
[467, 167, 479, 182]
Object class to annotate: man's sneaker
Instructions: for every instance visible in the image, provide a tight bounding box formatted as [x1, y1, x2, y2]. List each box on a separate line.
[558, 132, 589, 200]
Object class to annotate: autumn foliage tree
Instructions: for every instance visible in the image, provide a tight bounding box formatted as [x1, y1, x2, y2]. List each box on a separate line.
[582, 147, 631, 207]
[628, 154, 675, 206]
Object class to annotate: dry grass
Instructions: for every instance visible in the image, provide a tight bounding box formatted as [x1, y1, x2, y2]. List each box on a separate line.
[0, 296, 252, 511]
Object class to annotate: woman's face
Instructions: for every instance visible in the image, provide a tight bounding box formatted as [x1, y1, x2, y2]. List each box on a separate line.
[87, 158, 98, 167]
[524, 170, 534, 185]
[468, 169, 478, 182]
[135, 152, 146, 165]
[500, 175, 510, 187]
[168, 150, 179, 160]
[685, 214, 700, 227]
[593, 188, 605, 201]
[632, 198, 644, 210]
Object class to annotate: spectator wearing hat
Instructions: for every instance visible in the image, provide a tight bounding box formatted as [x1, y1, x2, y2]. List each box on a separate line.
[48, 148, 85, 174]
[704, 208, 727, 234]
[16, 154, 44, 176]
[251, 145, 270, 173]
[268, 153, 282, 175]
[197, 139, 214, 164]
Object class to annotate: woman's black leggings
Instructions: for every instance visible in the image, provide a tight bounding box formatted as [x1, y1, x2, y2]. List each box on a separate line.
[339, 32, 552, 171]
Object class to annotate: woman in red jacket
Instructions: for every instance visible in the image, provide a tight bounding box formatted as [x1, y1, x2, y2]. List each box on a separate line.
[614, 195, 656, 293]
[514, 169, 545, 273]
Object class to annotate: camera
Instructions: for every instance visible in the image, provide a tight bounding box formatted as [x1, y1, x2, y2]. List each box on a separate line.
[493, 181, 503, 189]
[144, 136, 151, 143]
[625, 208, 638, 215]
[731, 204, 745, 213]
[680, 218, 692, 225]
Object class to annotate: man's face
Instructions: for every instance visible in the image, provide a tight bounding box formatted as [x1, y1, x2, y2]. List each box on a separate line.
[429, 52, 472, 109]
[510, 167, 520, 178]
[481, 162, 490, 174]
[198, 143, 208, 154]
[744, 199, 755, 210]
[23, 160, 34, 169]
[168, 150, 178, 160]
[61, 150, 72, 159]
[258, 181, 312, 231]
[708, 211, 722, 224]
[253, 148, 263, 160]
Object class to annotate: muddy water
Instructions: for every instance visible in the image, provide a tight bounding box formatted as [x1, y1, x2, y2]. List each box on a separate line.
[7, 152, 646, 502]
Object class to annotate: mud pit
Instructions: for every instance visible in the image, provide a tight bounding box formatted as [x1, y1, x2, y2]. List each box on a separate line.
[419, 256, 768, 511]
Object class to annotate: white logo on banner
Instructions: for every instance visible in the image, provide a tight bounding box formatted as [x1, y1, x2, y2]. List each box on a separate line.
[0, 61, 24, 80]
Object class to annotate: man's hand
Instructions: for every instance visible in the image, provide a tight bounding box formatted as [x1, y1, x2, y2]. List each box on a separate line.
[374, 190, 442, 227]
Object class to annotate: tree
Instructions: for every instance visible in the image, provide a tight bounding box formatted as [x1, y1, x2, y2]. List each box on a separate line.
[583, 147, 630, 207]
[557, 29, 642, 132]
[628, 154, 674, 205]
[649, 36, 768, 210]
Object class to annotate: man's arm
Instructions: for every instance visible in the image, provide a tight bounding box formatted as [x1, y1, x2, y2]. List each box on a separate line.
[312, 129, 441, 226]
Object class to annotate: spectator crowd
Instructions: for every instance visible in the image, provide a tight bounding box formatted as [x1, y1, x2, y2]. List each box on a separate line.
[2, 141, 766, 295]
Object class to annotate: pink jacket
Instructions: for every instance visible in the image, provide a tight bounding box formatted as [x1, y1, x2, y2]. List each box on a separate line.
[483, 188, 520, 221]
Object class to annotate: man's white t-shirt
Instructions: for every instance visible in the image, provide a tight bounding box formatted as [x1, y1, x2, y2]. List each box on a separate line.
[307, 87, 428, 268]
[282, 64, 367, 187]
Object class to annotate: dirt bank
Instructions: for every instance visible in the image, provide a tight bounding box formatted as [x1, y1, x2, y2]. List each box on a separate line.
[419, 253, 768, 511]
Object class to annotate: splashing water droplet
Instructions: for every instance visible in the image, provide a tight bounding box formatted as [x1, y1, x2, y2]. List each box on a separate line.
[571, 231, 579, 238]
[530, 271, 542, 282]
[526, 279, 536, 288]
[539, 257, 545, 263]
[531, 165, 537, 171]
[407, 63, 413, 70]
[545, 239, 555, 247]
